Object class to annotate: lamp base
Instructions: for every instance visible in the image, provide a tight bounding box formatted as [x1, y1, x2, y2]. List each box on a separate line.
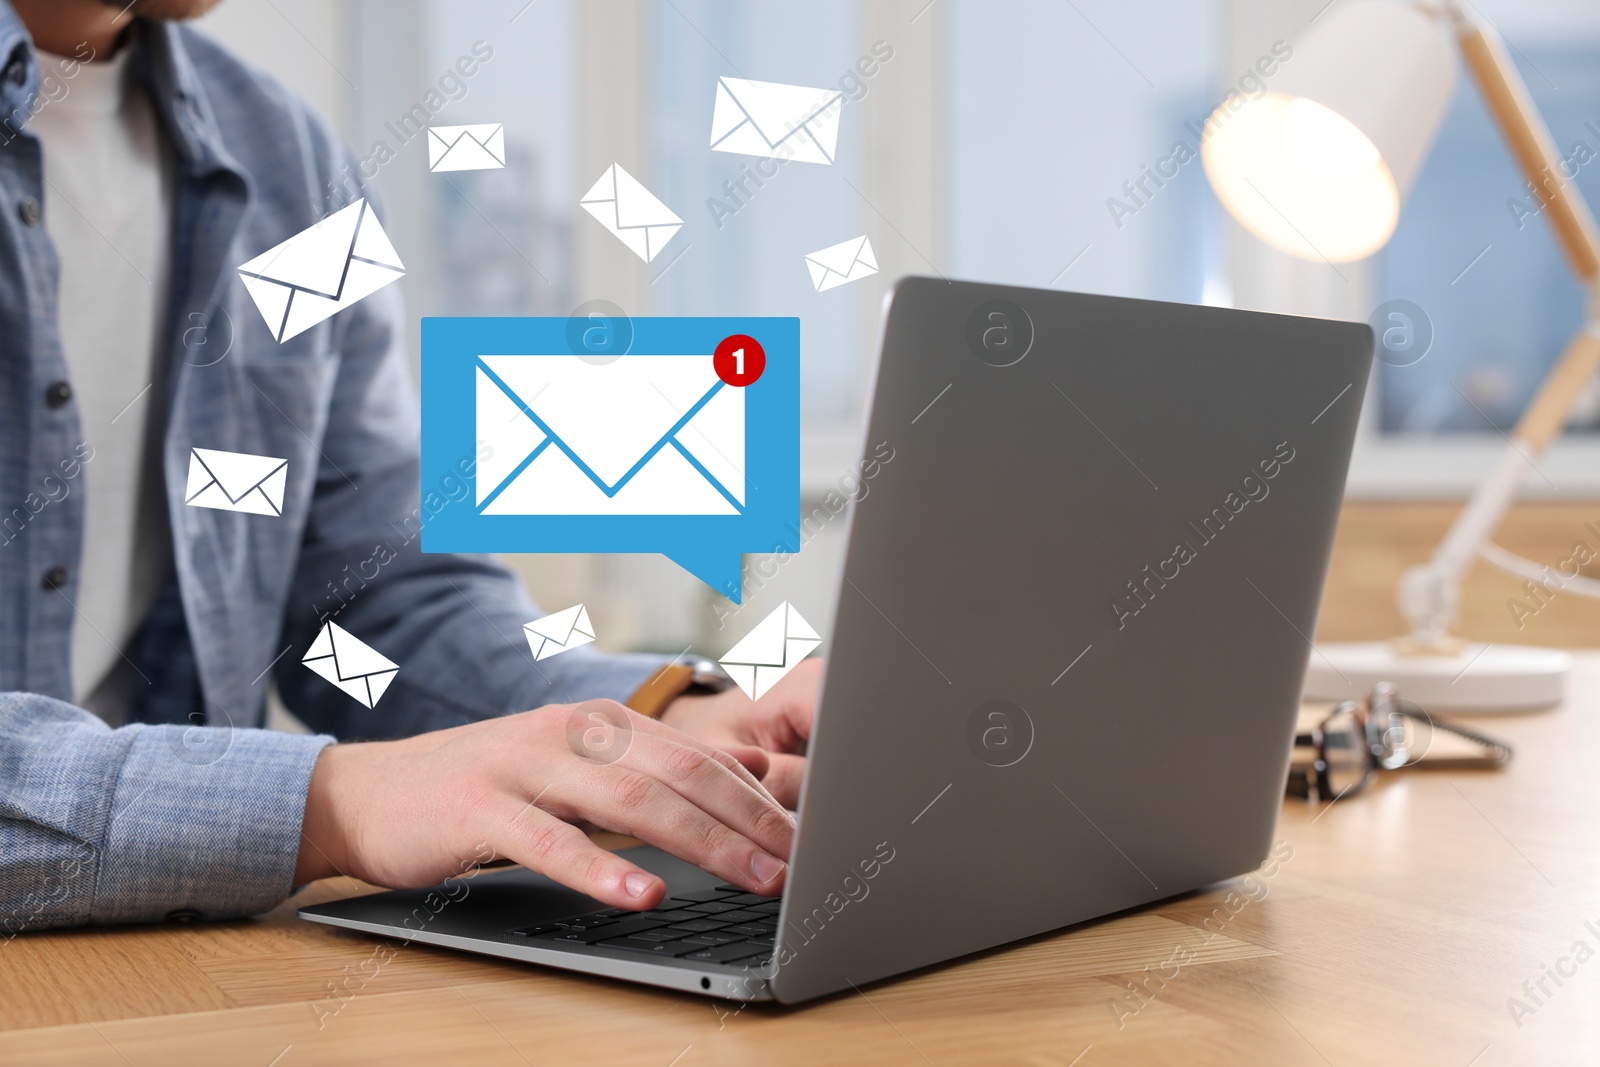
[1303, 641, 1571, 712]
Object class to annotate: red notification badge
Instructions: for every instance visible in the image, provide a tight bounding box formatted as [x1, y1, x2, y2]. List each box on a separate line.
[713, 334, 766, 387]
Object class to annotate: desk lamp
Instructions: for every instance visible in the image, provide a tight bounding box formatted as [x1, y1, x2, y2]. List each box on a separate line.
[1201, 0, 1600, 709]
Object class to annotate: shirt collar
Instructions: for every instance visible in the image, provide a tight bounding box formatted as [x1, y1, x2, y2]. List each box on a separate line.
[0, 2, 39, 125]
[126, 18, 246, 182]
[0, 1, 243, 182]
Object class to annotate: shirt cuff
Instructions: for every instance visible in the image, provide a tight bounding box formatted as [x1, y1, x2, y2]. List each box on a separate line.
[92, 724, 334, 925]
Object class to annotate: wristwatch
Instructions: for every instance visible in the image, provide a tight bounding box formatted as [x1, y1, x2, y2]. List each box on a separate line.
[625, 655, 733, 718]
[683, 655, 735, 695]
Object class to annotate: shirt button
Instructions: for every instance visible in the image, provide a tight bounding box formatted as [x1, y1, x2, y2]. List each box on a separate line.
[41, 565, 68, 590]
[17, 197, 40, 226]
[44, 380, 71, 407]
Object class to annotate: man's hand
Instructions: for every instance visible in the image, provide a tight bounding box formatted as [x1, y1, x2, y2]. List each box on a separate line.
[293, 700, 794, 909]
[659, 658, 820, 808]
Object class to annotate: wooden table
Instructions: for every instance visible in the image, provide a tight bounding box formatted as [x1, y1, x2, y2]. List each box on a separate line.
[4, 657, 1598, 1066]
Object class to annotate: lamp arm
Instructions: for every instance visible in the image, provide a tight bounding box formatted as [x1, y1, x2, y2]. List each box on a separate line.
[1452, 10, 1600, 285]
[1396, 9, 1600, 645]
[1451, 8, 1600, 447]
[1399, 320, 1600, 644]
[1480, 540, 1600, 600]
[1425, 326, 1600, 580]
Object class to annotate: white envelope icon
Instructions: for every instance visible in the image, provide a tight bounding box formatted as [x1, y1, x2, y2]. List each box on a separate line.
[710, 77, 844, 165]
[427, 123, 506, 171]
[524, 604, 597, 661]
[474, 352, 744, 517]
[302, 620, 399, 708]
[579, 163, 682, 262]
[806, 235, 878, 292]
[237, 199, 405, 343]
[719, 602, 821, 701]
[184, 447, 287, 516]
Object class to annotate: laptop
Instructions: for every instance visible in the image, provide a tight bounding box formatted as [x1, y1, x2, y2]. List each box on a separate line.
[300, 277, 1373, 1004]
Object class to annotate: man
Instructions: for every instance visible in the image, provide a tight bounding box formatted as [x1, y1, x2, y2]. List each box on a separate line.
[0, 0, 817, 935]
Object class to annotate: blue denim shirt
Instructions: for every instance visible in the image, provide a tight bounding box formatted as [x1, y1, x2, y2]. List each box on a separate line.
[0, 11, 667, 932]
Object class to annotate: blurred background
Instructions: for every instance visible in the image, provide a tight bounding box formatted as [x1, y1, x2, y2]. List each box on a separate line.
[196, 0, 1600, 659]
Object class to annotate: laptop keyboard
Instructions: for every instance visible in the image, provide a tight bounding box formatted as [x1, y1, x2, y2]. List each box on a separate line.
[510, 883, 778, 967]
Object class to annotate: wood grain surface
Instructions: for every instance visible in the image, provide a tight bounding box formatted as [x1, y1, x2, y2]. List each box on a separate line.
[1317, 501, 1600, 647]
[3, 653, 1596, 1066]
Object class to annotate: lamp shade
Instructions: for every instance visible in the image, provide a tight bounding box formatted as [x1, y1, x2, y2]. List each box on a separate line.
[1202, 1, 1457, 263]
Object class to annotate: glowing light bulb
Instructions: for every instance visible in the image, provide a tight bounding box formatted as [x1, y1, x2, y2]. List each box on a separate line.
[1286, 97, 1381, 180]
[1202, 93, 1400, 262]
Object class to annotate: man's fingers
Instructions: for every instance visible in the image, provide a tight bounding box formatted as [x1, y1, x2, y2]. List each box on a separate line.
[761, 658, 820, 752]
[494, 803, 666, 910]
[559, 760, 789, 895]
[720, 743, 770, 782]
[759, 752, 807, 810]
[618, 731, 794, 861]
[630, 712, 780, 806]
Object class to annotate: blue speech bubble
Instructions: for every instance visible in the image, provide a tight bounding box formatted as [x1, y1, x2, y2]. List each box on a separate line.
[420, 317, 799, 602]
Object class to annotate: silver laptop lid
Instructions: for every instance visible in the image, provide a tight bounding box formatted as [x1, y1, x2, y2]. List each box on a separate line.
[771, 278, 1372, 1002]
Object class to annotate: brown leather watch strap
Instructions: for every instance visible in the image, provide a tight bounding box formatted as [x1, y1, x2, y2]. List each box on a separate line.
[624, 663, 695, 719]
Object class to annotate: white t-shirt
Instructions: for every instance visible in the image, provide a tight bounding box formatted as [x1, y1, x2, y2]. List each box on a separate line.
[30, 41, 174, 723]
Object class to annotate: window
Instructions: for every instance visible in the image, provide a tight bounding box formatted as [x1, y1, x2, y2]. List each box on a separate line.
[1377, 28, 1600, 436]
[202, 0, 1229, 648]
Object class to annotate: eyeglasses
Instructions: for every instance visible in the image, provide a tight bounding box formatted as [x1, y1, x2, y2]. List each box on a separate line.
[1288, 682, 1516, 803]
[1286, 682, 1404, 803]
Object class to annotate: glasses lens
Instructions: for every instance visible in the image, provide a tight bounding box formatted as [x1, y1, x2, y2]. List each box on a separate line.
[1320, 705, 1371, 798]
[1392, 702, 1435, 767]
[1365, 686, 1410, 769]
